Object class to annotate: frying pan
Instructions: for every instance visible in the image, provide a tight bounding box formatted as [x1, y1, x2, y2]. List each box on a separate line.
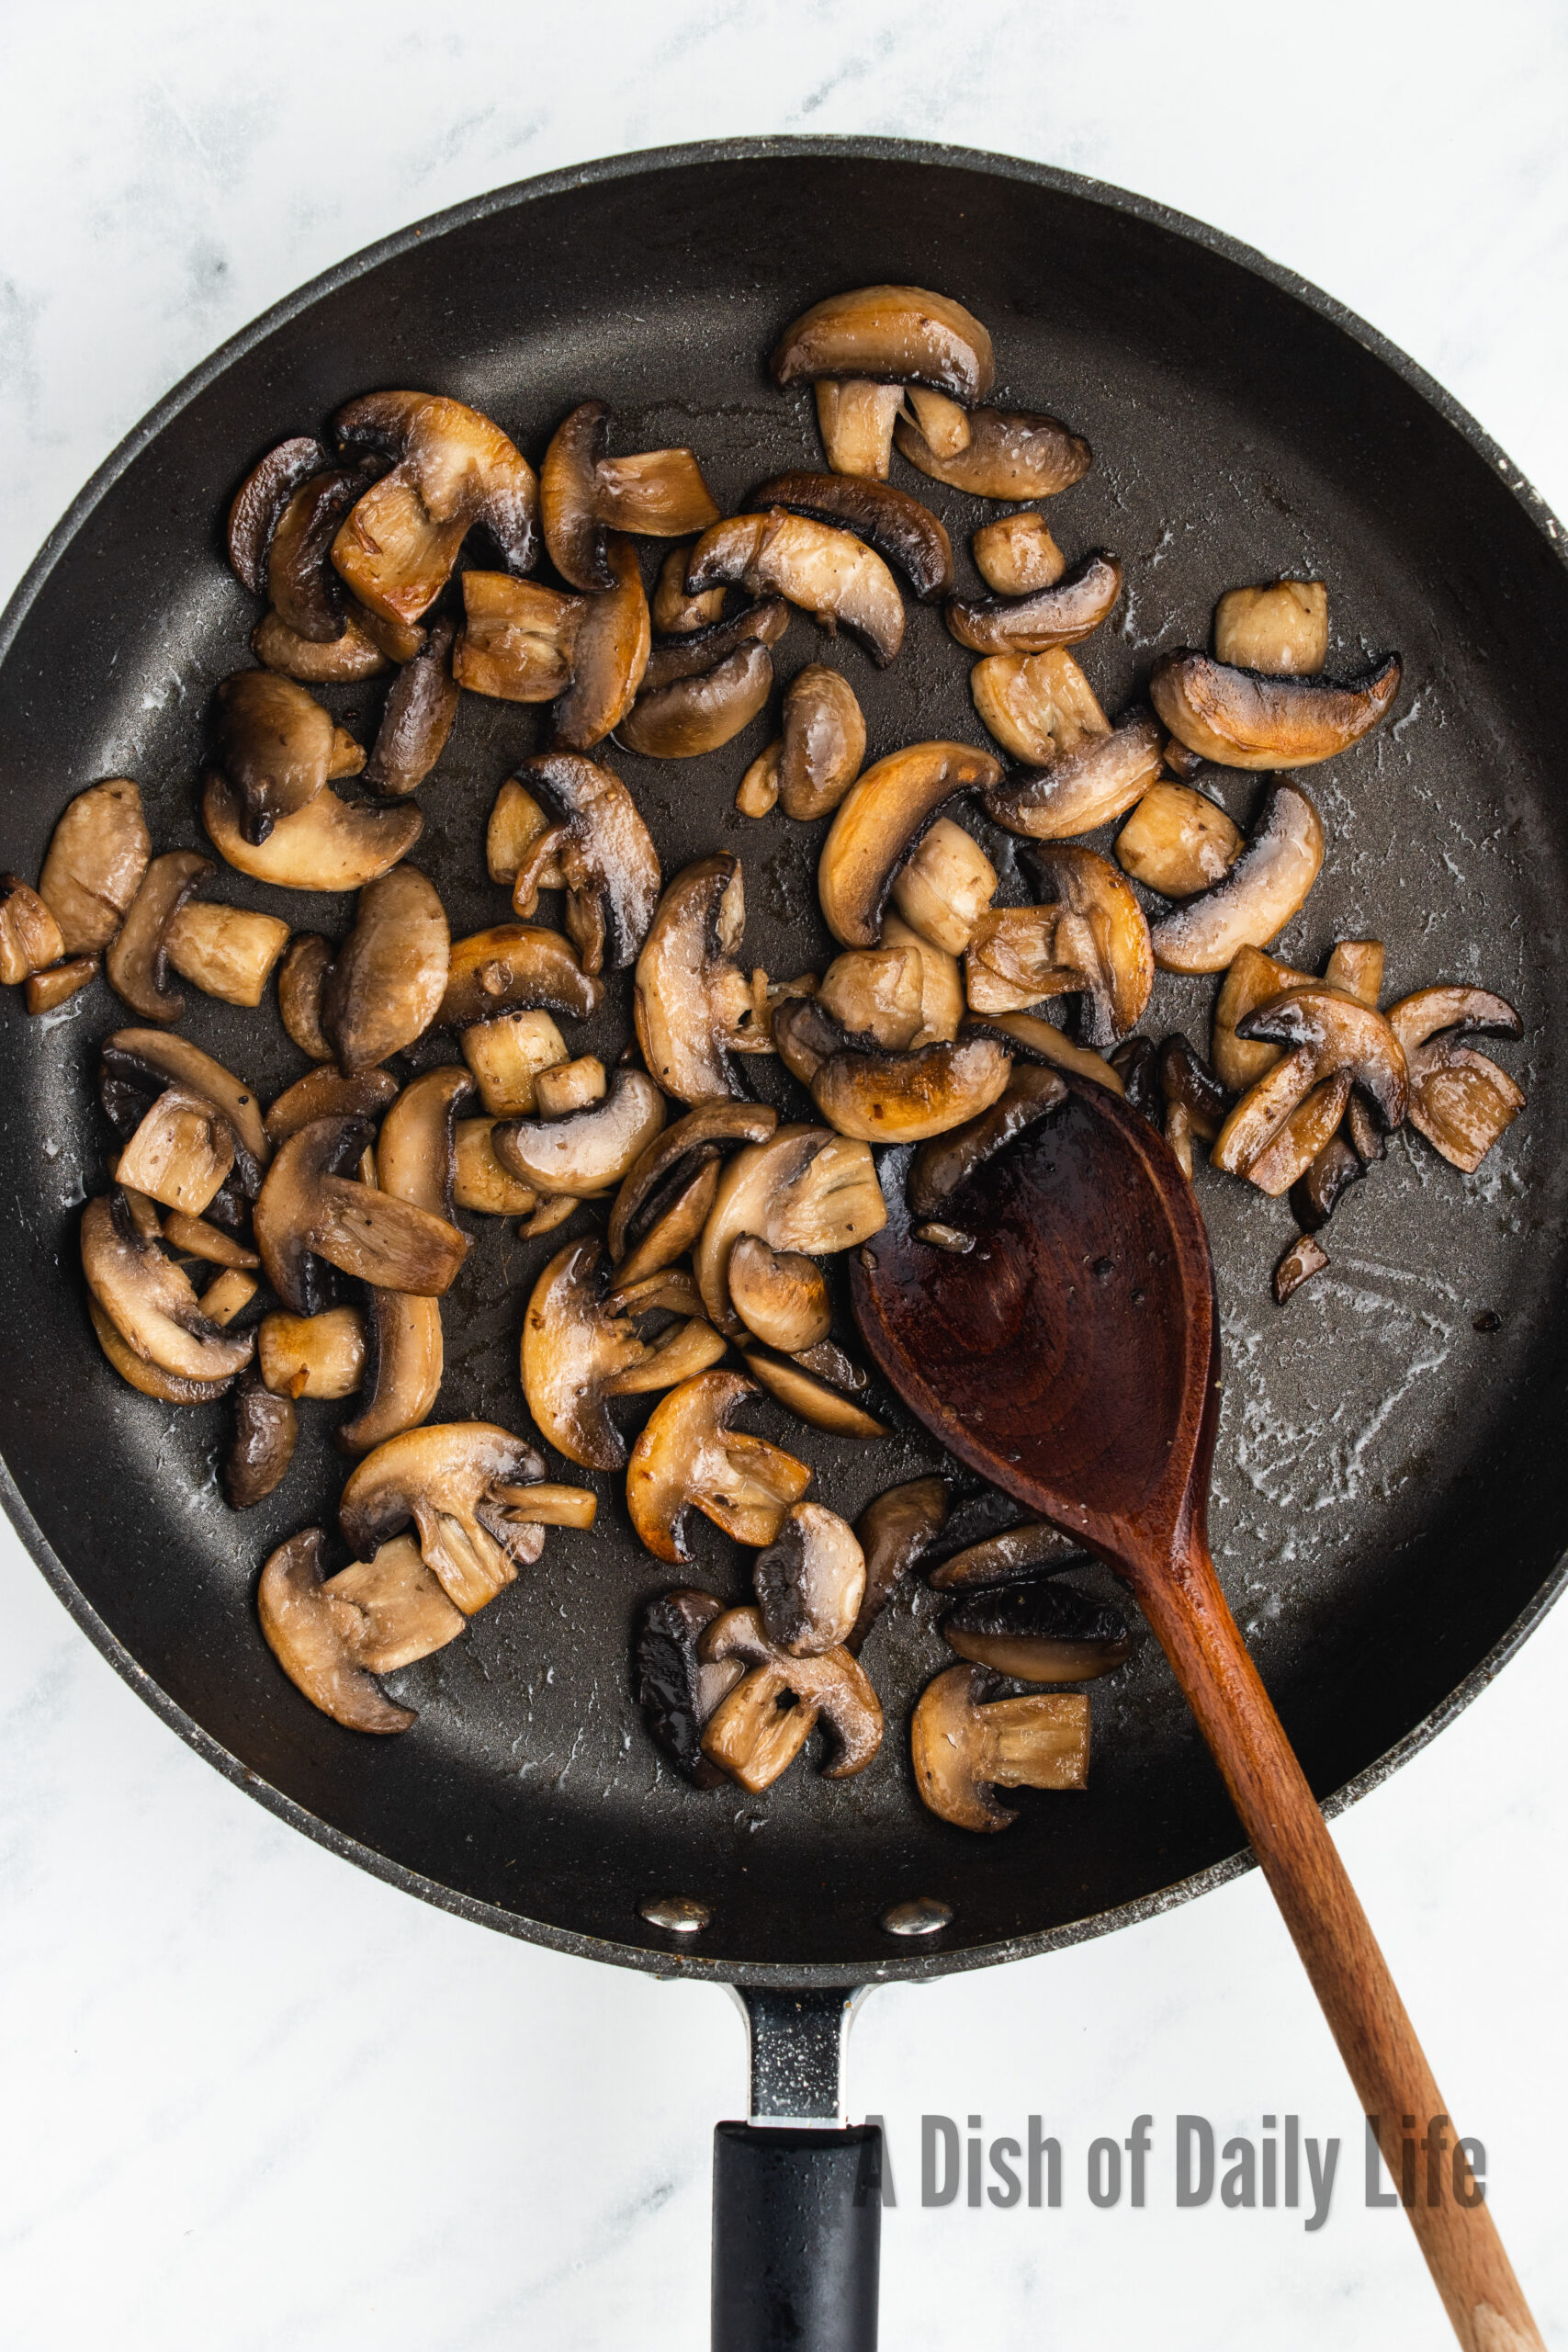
[2, 136, 1564, 2349]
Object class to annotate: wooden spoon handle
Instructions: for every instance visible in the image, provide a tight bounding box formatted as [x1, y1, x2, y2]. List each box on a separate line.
[1134, 1530, 1542, 2352]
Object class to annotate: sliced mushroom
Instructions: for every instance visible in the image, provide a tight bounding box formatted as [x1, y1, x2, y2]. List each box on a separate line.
[541, 401, 720, 592]
[277, 933, 335, 1060]
[212, 671, 339, 845]
[1213, 581, 1328, 677]
[912, 1663, 1089, 1830]
[843, 1476, 949, 1655]
[339, 1420, 549, 1614]
[904, 386, 972, 457]
[765, 664, 863, 820]
[970, 641, 1108, 769]
[1275, 1228, 1330, 1303]
[611, 1161, 716, 1287]
[116, 1087, 236, 1216]
[439, 923, 602, 1028]
[942, 1578, 1130, 1682]
[699, 1607, 883, 1782]
[513, 751, 661, 972]
[609, 1102, 780, 1265]
[738, 1346, 888, 1438]
[727, 1235, 831, 1352]
[652, 543, 726, 635]
[1107, 1036, 1159, 1125]
[636, 1588, 739, 1786]
[946, 551, 1122, 655]
[551, 533, 650, 752]
[773, 283, 995, 402]
[321, 865, 449, 1073]
[969, 1010, 1126, 1096]
[376, 1066, 473, 1217]
[1210, 944, 1311, 1091]
[895, 407, 1092, 499]
[818, 741, 1003, 949]
[1322, 938, 1383, 1008]
[1404, 1040, 1526, 1172]
[522, 1239, 727, 1469]
[25, 956, 98, 1014]
[1213, 986, 1408, 1178]
[332, 390, 538, 619]
[39, 779, 151, 955]
[1242, 1071, 1354, 1197]
[754, 1503, 866, 1656]
[736, 742, 781, 819]
[626, 1371, 812, 1562]
[972, 513, 1064, 596]
[812, 1031, 1012, 1143]
[685, 513, 905, 667]
[202, 769, 422, 891]
[1292, 1131, 1364, 1232]
[535, 1056, 606, 1121]
[494, 1068, 665, 1198]
[102, 851, 211, 1023]
[927, 1518, 1086, 1592]
[963, 904, 1093, 1019]
[268, 467, 365, 641]
[335, 1286, 445, 1457]
[1016, 844, 1154, 1047]
[162, 1213, 259, 1270]
[694, 1126, 886, 1334]
[361, 616, 459, 797]
[453, 572, 583, 701]
[886, 819, 998, 957]
[453, 1119, 537, 1216]
[102, 1029, 269, 1191]
[1149, 781, 1323, 975]
[254, 1114, 467, 1316]
[748, 472, 953, 599]
[0, 877, 63, 985]
[227, 436, 333, 597]
[265, 1067, 400, 1148]
[258, 1306, 367, 1399]
[639, 603, 793, 696]
[258, 1530, 463, 1735]
[223, 1369, 299, 1508]
[81, 1191, 255, 1383]
[1150, 649, 1402, 769]
[253, 605, 389, 684]
[199, 1268, 259, 1325]
[906, 1061, 1066, 1220]
[633, 855, 772, 1102]
[814, 946, 921, 1052]
[1158, 1033, 1232, 1143]
[86, 1294, 231, 1404]
[160, 900, 291, 1010]
[1386, 984, 1522, 1056]
[879, 911, 962, 1046]
[811, 380, 908, 479]
[981, 710, 1160, 847]
[769, 994, 856, 1089]
[619, 639, 773, 759]
[1116, 778, 1242, 897]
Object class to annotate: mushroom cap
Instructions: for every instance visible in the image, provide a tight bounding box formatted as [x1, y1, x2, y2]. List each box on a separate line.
[1148, 780, 1324, 976]
[749, 472, 953, 601]
[771, 285, 995, 400]
[81, 1192, 256, 1385]
[438, 922, 603, 1029]
[727, 1235, 832, 1353]
[754, 1502, 867, 1656]
[541, 400, 615, 591]
[87, 1295, 236, 1405]
[214, 671, 337, 843]
[335, 1290, 445, 1458]
[202, 769, 422, 892]
[777, 664, 866, 822]
[619, 639, 775, 760]
[609, 1101, 780, 1264]
[522, 1238, 725, 1471]
[265, 1067, 400, 1149]
[685, 512, 906, 668]
[926, 1518, 1093, 1593]
[906, 1061, 1066, 1221]
[225, 1368, 299, 1508]
[376, 1065, 475, 1219]
[257, 1529, 417, 1736]
[493, 1068, 665, 1198]
[277, 933, 335, 1060]
[626, 1372, 811, 1563]
[550, 532, 650, 752]
[267, 468, 363, 643]
[984, 712, 1164, 843]
[818, 740, 1003, 950]
[694, 1125, 886, 1334]
[812, 1033, 1013, 1144]
[946, 551, 1123, 655]
[737, 1346, 888, 1439]
[845, 1476, 950, 1655]
[1385, 985, 1522, 1056]
[515, 751, 661, 973]
[339, 1420, 549, 1615]
[39, 778, 151, 955]
[633, 854, 764, 1104]
[322, 864, 450, 1073]
[227, 435, 333, 597]
[894, 406, 1091, 499]
[362, 615, 460, 797]
[942, 1577, 1132, 1684]
[1149, 649, 1402, 769]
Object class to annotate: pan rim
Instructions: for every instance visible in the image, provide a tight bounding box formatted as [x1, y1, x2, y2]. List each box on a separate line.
[5, 132, 1565, 1989]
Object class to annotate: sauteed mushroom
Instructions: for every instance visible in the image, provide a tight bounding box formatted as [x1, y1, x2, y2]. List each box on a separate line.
[535, 1056, 606, 1120]
[331, 390, 538, 621]
[258, 1306, 367, 1400]
[102, 1028, 269, 1193]
[453, 1119, 538, 1217]
[619, 639, 774, 759]
[1149, 649, 1402, 768]
[1149, 780, 1323, 974]
[633, 855, 772, 1102]
[895, 406, 1092, 499]
[988, 844, 1153, 1047]
[265, 1069, 400, 1147]
[1213, 580, 1329, 676]
[626, 1372, 812, 1562]
[818, 741, 1003, 948]
[609, 1102, 779, 1265]
[105, 851, 212, 1023]
[86, 1295, 234, 1405]
[635, 1588, 739, 1786]
[25, 956, 98, 1014]
[493, 1068, 665, 1198]
[754, 1504, 866, 1656]
[277, 933, 334, 1059]
[946, 551, 1122, 654]
[983, 710, 1163, 842]
[972, 1010, 1126, 1095]
[911, 1663, 1089, 1830]
[727, 1235, 831, 1353]
[1116, 778, 1242, 896]
[268, 468, 364, 642]
[813, 1032, 1013, 1143]
[972, 513, 1064, 596]
[258, 1530, 467, 1733]
[164, 900, 291, 1008]
[906, 1062, 1066, 1220]
[39, 779, 150, 954]
[225, 1370, 298, 1507]
[213, 671, 339, 844]
[638, 601, 792, 695]
[844, 1476, 949, 1654]
[942, 1579, 1131, 1682]
[1213, 987, 1408, 1182]
[888, 819, 997, 956]
[116, 1087, 235, 1216]
[362, 616, 459, 796]
[970, 642, 1108, 769]
[738, 1347, 888, 1439]
[817, 945, 923, 1050]
[926, 1517, 1086, 1592]
[339, 1421, 552, 1614]
[651, 544, 726, 635]
[454, 573, 583, 701]
[685, 513, 905, 667]
[0, 877, 63, 985]
[541, 401, 720, 591]
[772, 665, 865, 820]
[699, 1607, 883, 1785]
[439, 923, 602, 1027]
[321, 865, 449, 1073]
[772, 284, 994, 479]
[694, 1126, 886, 1334]
[1210, 944, 1312, 1091]
[202, 770, 422, 891]
[81, 1192, 255, 1385]
[1404, 1042, 1526, 1171]
[254, 1114, 467, 1317]
[550, 533, 650, 752]
[253, 606, 389, 684]
[1292, 1132, 1364, 1232]
[509, 751, 661, 973]
[748, 472, 953, 599]
[880, 912, 963, 1046]
[1274, 1231, 1330, 1304]
[523, 1239, 727, 1470]
[227, 436, 333, 597]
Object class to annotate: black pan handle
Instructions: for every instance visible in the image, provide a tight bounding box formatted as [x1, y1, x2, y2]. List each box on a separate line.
[713, 1988, 880, 2352]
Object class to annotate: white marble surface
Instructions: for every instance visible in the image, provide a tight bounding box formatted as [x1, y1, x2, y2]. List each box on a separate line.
[4, 5, 1568, 2345]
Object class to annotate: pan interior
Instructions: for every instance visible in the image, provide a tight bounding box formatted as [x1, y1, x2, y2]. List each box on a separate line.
[3, 149, 1565, 1978]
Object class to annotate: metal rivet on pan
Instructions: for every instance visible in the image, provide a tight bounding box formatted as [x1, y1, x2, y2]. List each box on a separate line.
[881, 1896, 953, 1938]
[640, 1894, 710, 1935]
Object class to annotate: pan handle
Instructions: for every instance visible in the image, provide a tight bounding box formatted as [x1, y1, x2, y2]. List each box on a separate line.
[713, 1987, 882, 2352]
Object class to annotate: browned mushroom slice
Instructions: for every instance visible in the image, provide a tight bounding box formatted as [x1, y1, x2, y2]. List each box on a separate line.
[754, 1503, 866, 1656]
[1404, 1040, 1526, 1171]
[116, 1087, 236, 1216]
[912, 1663, 1089, 1830]
[619, 640, 774, 759]
[1150, 781, 1323, 975]
[633, 854, 772, 1102]
[1209, 944, 1310, 1091]
[636, 1589, 738, 1786]
[842, 1476, 949, 1655]
[700, 1609, 883, 1788]
[221, 1369, 299, 1506]
[512, 750, 661, 974]
[817, 946, 923, 1051]
[321, 865, 449, 1074]
[947, 552, 1122, 654]
[276, 933, 333, 1060]
[162, 901, 291, 1009]
[494, 1069, 665, 1198]
[972, 513, 1065, 596]
[881, 820, 995, 957]
[81, 1192, 255, 1384]
[254, 1114, 467, 1316]
[609, 1101, 779, 1264]
[360, 616, 458, 797]
[162, 1213, 259, 1270]
[971, 1011, 1124, 1096]
[818, 741, 1003, 950]
[1386, 984, 1523, 1055]
[1213, 581, 1329, 677]
[103, 1030, 269, 1200]
[762, 663, 863, 820]
[902, 386, 971, 457]
[612, 1161, 717, 1288]
[726, 1235, 831, 1352]
[439, 922, 602, 1028]
[906, 1062, 1066, 1220]
[1158, 1034, 1232, 1147]
[895, 407, 1092, 499]
[1243, 1071, 1354, 1197]
[253, 605, 389, 684]
[258, 1306, 367, 1399]
[541, 401, 721, 591]
[927, 1518, 1086, 1592]
[943, 1578, 1131, 1683]
[811, 381, 908, 479]
[551, 533, 650, 752]
[1320, 938, 1382, 1008]
[332, 469, 468, 627]
[486, 777, 564, 899]
[875, 915, 962, 1050]
[534, 1054, 607, 1120]
[202, 770, 421, 891]
[1213, 987, 1408, 1177]
[259, 1529, 468, 1734]
[227, 436, 334, 596]
[686, 513, 905, 668]
[26, 956, 98, 1014]
[633, 609, 792, 702]
[455, 572, 584, 702]
[336, 1286, 445, 1457]
[694, 1125, 886, 1333]
[749, 472, 953, 600]
[339, 1420, 550, 1614]
[333, 389, 538, 594]
[103, 851, 211, 1023]
[1274, 1230, 1330, 1304]
[213, 670, 339, 844]
[736, 741, 782, 819]
[626, 1371, 811, 1560]
[739, 1346, 888, 1437]
[1006, 843, 1154, 1048]
[652, 542, 727, 635]
[772, 285, 995, 402]
[39, 779, 151, 956]
[453, 1119, 538, 1216]
[1150, 649, 1402, 769]
[982, 711, 1162, 846]
[268, 468, 365, 641]
[1116, 778, 1242, 897]
[200, 1269, 257, 1325]
[812, 1032, 1011, 1143]
[970, 642, 1108, 769]
[86, 1294, 233, 1404]
[0, 876, 63, 986]
[375, 1066, 473, 1218]
[963, 906, 1091, 1019]
[1291, 1132, 1364, 1233]
[459, 1009, 569, 1117]
[521, 1238, 727, 1469]
[266, 1068, 400, 1149]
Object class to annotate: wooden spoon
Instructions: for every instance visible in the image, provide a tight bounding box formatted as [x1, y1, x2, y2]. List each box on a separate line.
[851, 1071, 1541, 2352]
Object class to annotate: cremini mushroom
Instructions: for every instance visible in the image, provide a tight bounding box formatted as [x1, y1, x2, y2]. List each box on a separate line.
[101, 1028, 270, 1195]
[267, 466, 365, 642]
[984, 712, 1164, 848]
[1243, 1074, 1354, 1198]
[375, 1065, 471, 1215]
[227, 435, 333, 597]
[1213, 581, 1328, 676]
[39, 779, 150, 955]
[619, 639, 774, 759]
[509, 751, 661, 973]
[946, 550, 1122, 654]
[1387, 985, 1526, 1171]
[460, 1010, 570, 1118]
[963, 905, 1092, 1019]
[1116, 778, 1242, 897]
[1108, 1035, 1160, 1125]
[541, 400, 720, 591]
[494, 1068, 665, 1198]
[767, 663, 864, 820]
[265, 1067, 400, 1148]
[85, 1294, 233, 1405]
[895, 406, 1092, 499]
[331, 390, 538, 623]
[1386, 985, 1522, 1057]
[1210, 944, 1312, 1091]
[277, 933, 334, 1059]
[454, 572, 583, 700]
[339, 1420, 554, 1614]
[550, 533, 650, 752]
[818, 741, 1003, 949]
[636, 1589, 741, 1786]
[258, 1306, 367, 1400]
[815, 944, 923, 1051]
[694, 1125, 886, 1334]
[252, 605, 389, 684]
[685, 512, 905, 666]
[842, 1476, 949, 1655]
[726, 1234, 832, 1352]
[25, 956, 98, 1014]
[115, 1086, 236, 1216]
[535, 1056, 606, 1120]
[212, 670, 340, 844]
[754, 1503, 866, 1656]
[812, 1031, 1013, 1144]
[1149, 648, 1402, 768]
[942, 1579, 1131, 1683]
[912, 1663, 1089, 1830]
[224, 1370, 298, 1508]
[1292, 1132, 1364, 1232]
[738, 1346, 887, 1438]
[1275, 1231, 1330, 1303]
[633, 855, 773, 1102]
[362, 616, 458, 796]
[926, 1517, 1087, 1592]
[699, 1606, 883, 1786]
[626, 1371, 812, 1562]
[880, 912, 962, 1046]
[202, 769, 421, 891]
[651, 544, 726, 635]
[972, 513, 1064, 596]
[321, 865, 449, 1073]
[748, 472, 953, 599]
[254, 1114, 467, 1317]
[1213, 986, 1409, 1185]
[970, 641, 1108, 769]
[521, 1239, 727, 1469]
[162, 899, 291, 1008]
[0, 877, 63, 985]
[906, 1061, 1066, 1220]
[104, 851, 212, 1023]
[970, 1009, 1126, 1095]
[439, 922, 602, 1028]
[1149, 780, 1324, 974]
[987, 844, 1152, 1047]
[81, 1191, 256, 1385]
[886, 819, 997, 956]
[257, 1529, 468, 1733]
[771, 284, 993, 479]
[608, 1100, 779, 1278]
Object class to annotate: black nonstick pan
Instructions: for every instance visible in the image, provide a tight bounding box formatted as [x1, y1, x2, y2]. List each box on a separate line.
[2, 138, 1564, 2349]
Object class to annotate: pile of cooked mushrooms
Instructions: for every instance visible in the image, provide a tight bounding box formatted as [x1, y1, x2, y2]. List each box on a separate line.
[19, 280, 1525, 1835]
